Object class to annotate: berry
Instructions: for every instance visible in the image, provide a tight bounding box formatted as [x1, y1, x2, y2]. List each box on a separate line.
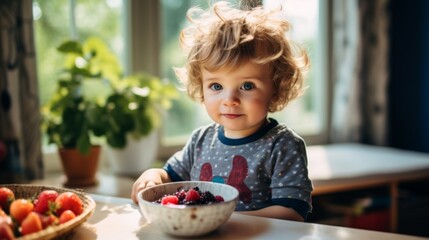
[0, 188, 14, 213]
[175, 189, 187, 203]
[200, 191, 215, 204]
[0, 222, 14, 240]
[34, 190, 58, 215]
[55, 192, 83, 216]
[161, 195, 179, 205]
[0, 208, 6, 218]
[154, 186, 225, 206]
[36, 213, 58, 229]
[9, 199, 34, 224]
[214, 195, 224, 202]
[0, 209, 12, 227]
[185, 189, 200, 203]
[59, 210, 76, 224]
[21, 212, 42, 235]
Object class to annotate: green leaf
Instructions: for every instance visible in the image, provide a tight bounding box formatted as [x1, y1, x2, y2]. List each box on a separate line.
[66, 67, 101, 78]
[77, 130, 91, 155]
[57, 41, 83, 55]
[134, 108, 154, 136]
[106, 131, 127, 148]
[87, 105, 108, 136]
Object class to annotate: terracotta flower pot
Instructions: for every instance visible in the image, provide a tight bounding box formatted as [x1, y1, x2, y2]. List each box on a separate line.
[58, 145, 100, 187]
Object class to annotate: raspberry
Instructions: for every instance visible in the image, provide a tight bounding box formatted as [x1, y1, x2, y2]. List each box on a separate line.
[214, 195, 224, 202]
[185, 189, 200, 203]
[161, 195, 179, 205]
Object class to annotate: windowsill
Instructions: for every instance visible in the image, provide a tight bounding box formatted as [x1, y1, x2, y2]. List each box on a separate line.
[43, 145, 168, 175]
[40, 147, 134, 198]
[31, 171, 135, 199]
[40, 146, 165, 199]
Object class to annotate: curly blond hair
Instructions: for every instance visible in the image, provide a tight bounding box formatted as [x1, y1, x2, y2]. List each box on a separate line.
[176, 1, 309, 112]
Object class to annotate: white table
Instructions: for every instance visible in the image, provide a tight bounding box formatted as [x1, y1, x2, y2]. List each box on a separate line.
[72, 194, 427, 240]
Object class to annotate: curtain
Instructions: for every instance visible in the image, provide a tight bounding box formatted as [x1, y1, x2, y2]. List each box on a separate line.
[0, 0, 43, 183]
[330, 0, 390, 146]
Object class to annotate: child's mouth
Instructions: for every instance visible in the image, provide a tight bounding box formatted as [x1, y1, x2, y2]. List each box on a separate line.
[222, 114, 242, 119]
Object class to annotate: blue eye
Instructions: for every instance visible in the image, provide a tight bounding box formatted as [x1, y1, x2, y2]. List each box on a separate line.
[210, 83, 222, 91]
[241, 82, 254, 90]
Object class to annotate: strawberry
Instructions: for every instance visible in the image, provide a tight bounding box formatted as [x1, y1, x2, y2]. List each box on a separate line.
[21, 212, 42, 235]
[161, 195, 179, 205]
[55, 192, 83, 216]
[0, 209, 12, 227]
[0, 222, 15, 240]
[0, 209, 12, 231]
[185, 189, 200, 203]
[9, 199, 34, 224]
[0, 187, 14, 213]
[36, 213, 58, 229]
[59, 210, 76, 224]
[0, 208, 6, 218]
[34, 190, 58, 215]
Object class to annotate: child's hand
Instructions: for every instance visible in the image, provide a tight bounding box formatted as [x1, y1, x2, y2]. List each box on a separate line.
[131, 168, 171, 204]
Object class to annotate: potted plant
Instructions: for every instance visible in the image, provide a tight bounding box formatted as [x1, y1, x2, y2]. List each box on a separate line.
[100, 72, 178, 177]
[41, 36, 178, 183]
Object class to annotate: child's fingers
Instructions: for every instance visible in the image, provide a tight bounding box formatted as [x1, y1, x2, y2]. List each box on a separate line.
[145, 181, 157, 188]
[131, 180, 159, 203]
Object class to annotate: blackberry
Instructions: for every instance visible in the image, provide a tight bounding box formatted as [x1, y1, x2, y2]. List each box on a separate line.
[200, 191, 216, 204]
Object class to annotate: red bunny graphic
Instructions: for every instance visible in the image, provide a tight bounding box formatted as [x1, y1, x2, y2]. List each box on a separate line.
[199, 155, 252, 203]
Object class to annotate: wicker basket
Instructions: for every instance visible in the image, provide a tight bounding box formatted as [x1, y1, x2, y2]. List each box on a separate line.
[0, 184, 96, 240]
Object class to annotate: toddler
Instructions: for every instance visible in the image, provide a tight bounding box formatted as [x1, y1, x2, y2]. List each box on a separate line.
[131, 1, 313, 221]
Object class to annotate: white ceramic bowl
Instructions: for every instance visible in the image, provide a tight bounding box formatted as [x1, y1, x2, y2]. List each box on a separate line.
[137, 181, 239, 237]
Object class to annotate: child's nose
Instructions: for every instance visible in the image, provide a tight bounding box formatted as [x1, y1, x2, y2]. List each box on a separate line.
[222, 89, 240, 106]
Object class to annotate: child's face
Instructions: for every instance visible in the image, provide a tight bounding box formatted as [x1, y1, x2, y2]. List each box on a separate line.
[201, 61, 274, 138]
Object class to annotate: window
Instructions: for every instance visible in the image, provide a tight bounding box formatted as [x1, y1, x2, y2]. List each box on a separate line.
[33, 0, 124, 113]
[264, 0, 328, 142]
[159, 0, 328, 157]
[34, 0, 327, 164]
[160, 0, 215, 145]
[33, 0, 125, 171]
